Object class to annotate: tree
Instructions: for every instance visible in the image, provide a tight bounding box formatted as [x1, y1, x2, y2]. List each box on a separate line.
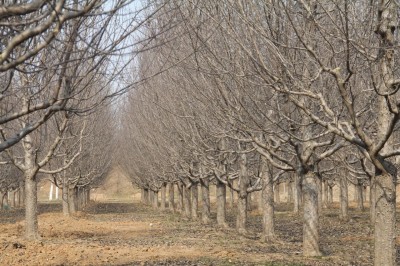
[6, 111, 84, 239]
[0, 0, 161, 151]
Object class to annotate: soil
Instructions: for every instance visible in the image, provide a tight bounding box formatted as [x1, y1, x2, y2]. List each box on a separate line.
[0, 201, 397, 266]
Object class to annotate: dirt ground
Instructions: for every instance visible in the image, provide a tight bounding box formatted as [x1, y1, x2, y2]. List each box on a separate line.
[0, 200, 399, 266]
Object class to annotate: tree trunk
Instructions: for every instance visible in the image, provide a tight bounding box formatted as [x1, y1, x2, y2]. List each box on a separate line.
[363, 186, 367, 202]
[274, 183, 280, 204]
[13, 191, 17, 208]
[143, 188, 149, 204]
[339, 175, 349, 221]
[86, 188, 90, 203]
[200, 179, 211, 224]
[322, 180, 328, 209]
[374, 171, 396, 266]
[229, 186, 234, 208]
[356, 182, 365, 211]
[152, 191, 158, 209]
[4, 191, 9, 207]
[328, 185, 333, 204]
[246, 193, 252, 211]
[302, 171, 321, 256]
[168, 183, 175, 212]
[287, 180, 293, 203]
[183, 185, 191, 219]
[216, 180, 227, 227]
[256, 191, 262, 211]
[76, 188, 81, 211]
[149, 190, 154, 205]
[294, 174, 302, 214]
[78, 188, 82, 210]
[161, 183, 166, 210]
[261, 158, 275, 242]
[177, 183, 184, 212]
[68, 187, 77, 214]
[15, 189, 20, 208]
[49, 183, 54, 201]
[236, 153, 248, 234]
[237, 191, 247, 234]
[25, 173, 39, 240]
[1, 192, 6, 210]
[373, 2, 398, 264]
[55, 185, 59, 200]
[9, 191, 15, 208]
[315, 176, 322, 215]
[141, 188, 145, 203]
[19, 183, 24, 207]
[191, 183, 198, 220]
[62, 177, 69, 216]
[370, 178, 375, 224]
[82, 188, 86, 209]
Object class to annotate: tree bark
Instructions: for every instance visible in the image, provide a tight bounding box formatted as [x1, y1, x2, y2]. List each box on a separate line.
[236, 153, 249, 234]
[10, 191, 16, 208]
[76, 188, 81, 211]
[55, 185, 59, 200]
[339, 175, 349, 221]
[168, 183, 175, 212]
[143, 188, 149, 204]
[322, 180, 328, 209]
[191, 183, 198, 220]
[25, 173, 39, 240]
[49, 183, 54, 201]
[62, 177, 69, 216]
[1, 192, 6, 210]
[373, 2, 397, 264]
[68, 187, 77, 214]
[177, 183, 183, 212]
[302, 171, 321, 256]
[356, 182, 365, 211]
[86, 187, 90, 203]
[141, 188, 145, 203]
[4, 192, 8, 208]
[216, 180, 227, 227]
[82, 188, 86, 209]
[274, 183, 280, 204]
[374, 171, 396, 266]
[316, 176, 322, 215]
[200, 179, 211, 224]
[370, 178, 376, 224]
[328, 185, 333, 204]
[236, 192, 247, 234]
[261, 158, 275, 242]
[287, 180, 293, 203]
[229, 186, 234, 208]
[294, 174, 302, 214]
[161, 183, 166, 210]
[18, 183, 23, 207]
[149, 190, 154, 205]
[152, 191, 158, 209]
[246, 193, 252, 211]
[77, 188, 83, 209]
[16, 189, 20, 208]
[183, 185, 191, 219]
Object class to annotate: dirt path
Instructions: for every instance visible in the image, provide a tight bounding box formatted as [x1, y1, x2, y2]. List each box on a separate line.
[0, 201, 382, 265]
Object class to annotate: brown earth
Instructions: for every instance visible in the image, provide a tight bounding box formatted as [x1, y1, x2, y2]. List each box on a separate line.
[2, 173, 398, 266]
[1, 199, 397, 266]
